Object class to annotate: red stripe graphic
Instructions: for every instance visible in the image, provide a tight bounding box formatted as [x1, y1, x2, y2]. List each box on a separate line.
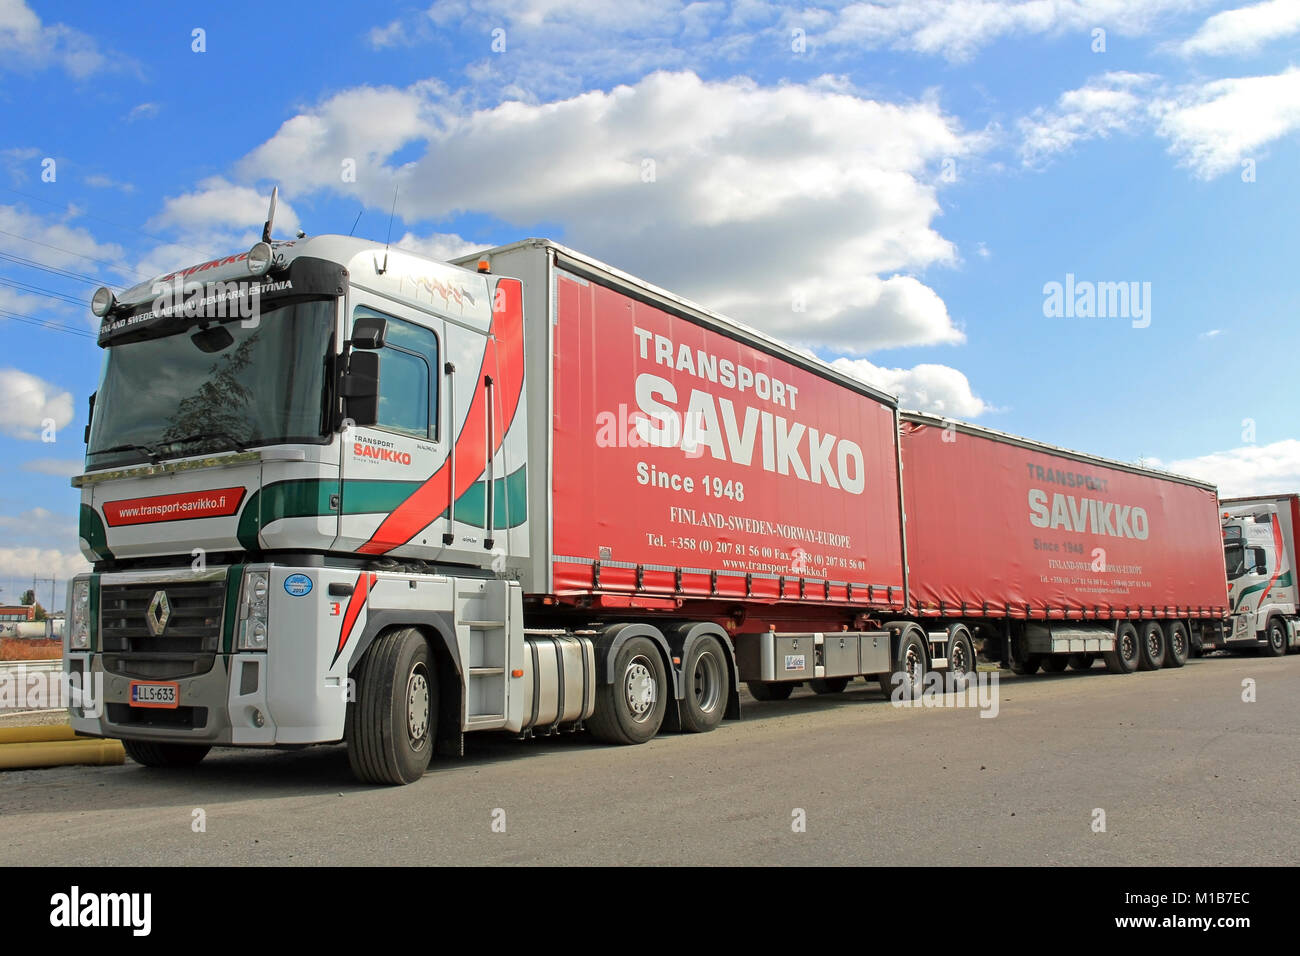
[332, 572, 379, 667]
[1258, 515, 1285, 605]
[358, 276, 525, 555]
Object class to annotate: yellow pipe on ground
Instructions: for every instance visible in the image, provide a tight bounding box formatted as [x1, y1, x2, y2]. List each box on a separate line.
[0, 738, 125, 769]
[0, 724, 78, 745]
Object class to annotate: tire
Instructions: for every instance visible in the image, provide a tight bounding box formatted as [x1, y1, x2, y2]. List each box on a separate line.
[1162, 621, 1189, 668]
[946, 626, 976, 690]
[1104, 622, 1140, 674]
[345, 627, 436, 785]
[588, 636, 668, 744]
[122, 740, 210, 768]
[880, 627, 928, 700]
[1264, 618, 1287, 658]
[1040, 656, 1069, 673]
[1009, 654, 1042, 675]
[810, 677, 849, 695]
[746, 680, 795, 701]
[1137, 621, 1165, 671]
[679, 635, 729, 733]
[1068, 653, 1096, 671]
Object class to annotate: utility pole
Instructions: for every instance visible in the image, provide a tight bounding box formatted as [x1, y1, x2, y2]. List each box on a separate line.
[33, 575, 57, 612]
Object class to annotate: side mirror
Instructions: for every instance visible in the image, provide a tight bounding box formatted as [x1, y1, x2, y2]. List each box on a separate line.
[341, 350, 381, 427]
[351, 316, 388, 350]
[83, 392, 96, 445]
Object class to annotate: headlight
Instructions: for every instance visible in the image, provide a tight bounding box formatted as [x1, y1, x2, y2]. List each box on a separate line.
[246, 242, 273, 276]
[237, 570, 270, 651]
[90, 287, 116, 317]
[68, 579, 90, 649]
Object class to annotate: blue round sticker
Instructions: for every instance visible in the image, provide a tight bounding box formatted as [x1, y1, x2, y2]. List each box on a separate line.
[284, 574, 313, 597]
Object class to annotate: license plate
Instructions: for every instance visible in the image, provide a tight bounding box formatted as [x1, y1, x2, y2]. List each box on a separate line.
[129, 681, 179, 709]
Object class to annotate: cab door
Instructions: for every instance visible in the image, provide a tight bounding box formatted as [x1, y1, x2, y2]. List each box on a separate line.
[336, 294, 451, 558]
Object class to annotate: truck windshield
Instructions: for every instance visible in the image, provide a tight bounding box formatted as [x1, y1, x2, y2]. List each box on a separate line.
[86, 300, 336, 469]
[1223, 542, 1245, 579]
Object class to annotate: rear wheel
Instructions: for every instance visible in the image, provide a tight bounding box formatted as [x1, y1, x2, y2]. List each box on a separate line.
[1041, 656, 1069, 673]
[346, 627, 436, 785]
[879, 627, 928, 700]
[1104, 622, 1140, 674]
[746, 680, 795, 701]
[679, 635, 729, 733]
[810, 677, 849, 695]
[588, 636, 668, 744]
[1068, 653, 1096, 671]
[1162, 621, 1189, 668]
[1137, 621, 1165, 671]
[1264, 618, 1287, 657]
[946, 626, 976, 690]
[1009, 654, 1042, 675]
[122, 740, 210, 768]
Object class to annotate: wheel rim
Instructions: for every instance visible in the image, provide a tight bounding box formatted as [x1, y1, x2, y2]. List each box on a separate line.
[1147, 630, 1162, 659]
[1122, 632, 1137, 662]
[950, 638, 969, 679]
[1271, 625, 1285, 650]
[692, 650, 721, 713]
[407, 665, 430, 748]
[904, 642, 924, 692]
[1172, 630, 1186, 657]
[625, 655, 658, 722]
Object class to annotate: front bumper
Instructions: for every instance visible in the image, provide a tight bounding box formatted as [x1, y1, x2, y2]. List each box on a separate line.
[66, 565, 353, 746]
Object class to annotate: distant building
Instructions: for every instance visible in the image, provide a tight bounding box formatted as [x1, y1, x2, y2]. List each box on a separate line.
[0, 606, 37, 623]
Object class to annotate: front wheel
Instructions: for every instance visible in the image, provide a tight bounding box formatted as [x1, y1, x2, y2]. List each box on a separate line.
[588, 636, 668, 744]
[122, 740, 210, 768]
[346, 627, 436, 785]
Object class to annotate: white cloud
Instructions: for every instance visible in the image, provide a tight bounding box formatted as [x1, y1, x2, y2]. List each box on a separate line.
[0, 547, 89, 580]
[0, 367, 75, 440]
[149, 176, 301, 237]
[1019, 72, 1158, 165]
[21, 458, 83, 477]
[814, 0, 1213, 62]
[1179, 0, 1300, 56]
[1016, 67, 1300, 180]
[240, 71, 977, 353]
[1199, 328, 1222, 338]
[1153, 67, 1300, 178]
[0, 0, 112, 77]
[831, 356, 990, 417]
[393, 231, 483, 262]
[1151, 439, 1300, 498]
[127, 102, 160, 122]
[0, 203, 128, 278]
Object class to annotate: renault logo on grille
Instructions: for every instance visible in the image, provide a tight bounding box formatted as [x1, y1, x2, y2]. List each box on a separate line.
[145, 590, 172, 637]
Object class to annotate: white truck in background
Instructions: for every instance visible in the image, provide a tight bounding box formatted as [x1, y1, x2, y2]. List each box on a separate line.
[1204, 493, 1300, 657]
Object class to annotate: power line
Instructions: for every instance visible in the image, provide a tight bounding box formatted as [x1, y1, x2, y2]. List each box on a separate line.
[0, 250, 122, 289]
[1, 185, 218, 261]
[0, 275, 89, 309]
[0, 306, 96, 339]
[0, 227, 148, 281]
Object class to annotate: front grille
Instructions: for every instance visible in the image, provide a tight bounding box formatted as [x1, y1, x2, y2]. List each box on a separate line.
[101, 579, 226, 653]
[103, 654, 216, 680]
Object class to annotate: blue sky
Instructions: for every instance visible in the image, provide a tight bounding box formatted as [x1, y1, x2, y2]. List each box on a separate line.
[2, 0, 1299, 600]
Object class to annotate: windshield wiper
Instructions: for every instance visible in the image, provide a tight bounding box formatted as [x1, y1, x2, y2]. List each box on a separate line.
[92, 442, 162, 464]
[163, 432, 249, 454]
